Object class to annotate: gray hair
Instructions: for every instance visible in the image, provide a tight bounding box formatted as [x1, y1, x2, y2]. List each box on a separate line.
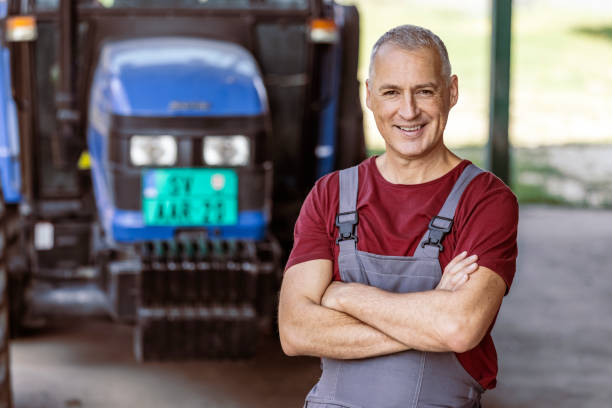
[369, 25, 452, 81]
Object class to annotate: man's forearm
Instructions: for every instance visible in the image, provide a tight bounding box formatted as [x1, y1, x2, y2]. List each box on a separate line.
[279, 298, 409, 359]
[328, 284, 456, 352]
[323, 268, 506, 353]
[279, 259, 411, 359]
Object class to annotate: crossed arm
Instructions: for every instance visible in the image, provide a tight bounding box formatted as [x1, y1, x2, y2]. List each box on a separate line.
[278, 253, 506, 359]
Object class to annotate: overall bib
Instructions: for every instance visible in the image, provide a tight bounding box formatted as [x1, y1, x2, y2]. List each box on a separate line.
[305, 164, 486, 408]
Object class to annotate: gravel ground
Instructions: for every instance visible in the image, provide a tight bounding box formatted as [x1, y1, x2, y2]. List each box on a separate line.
[518, 145, 612, 208]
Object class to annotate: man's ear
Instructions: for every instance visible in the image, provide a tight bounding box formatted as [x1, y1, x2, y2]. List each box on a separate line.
[365, 79, 372, 110]
[449, 75, 459, 108]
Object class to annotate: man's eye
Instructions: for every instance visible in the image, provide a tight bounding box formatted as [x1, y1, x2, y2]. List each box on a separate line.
[382, 90, 398, 96]
[418, 89, 434, 95]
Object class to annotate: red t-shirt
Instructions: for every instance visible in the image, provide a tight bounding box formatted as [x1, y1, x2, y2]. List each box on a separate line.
[285, 156, 519, 389]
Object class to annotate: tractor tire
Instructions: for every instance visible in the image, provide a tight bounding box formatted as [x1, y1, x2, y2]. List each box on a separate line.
[0, 263, 12, 408]
[0, 190, 13, 407]
[5, 246, 27, 340]
[1, 203, 27, 340]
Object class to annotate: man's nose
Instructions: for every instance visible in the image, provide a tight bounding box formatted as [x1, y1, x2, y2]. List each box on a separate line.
[398, 94, 420, 120]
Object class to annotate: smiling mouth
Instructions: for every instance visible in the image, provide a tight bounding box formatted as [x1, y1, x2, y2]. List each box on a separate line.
[396, 124, 426, 133]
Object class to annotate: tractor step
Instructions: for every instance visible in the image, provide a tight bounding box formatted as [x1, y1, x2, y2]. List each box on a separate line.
[26, 280, 109, 318]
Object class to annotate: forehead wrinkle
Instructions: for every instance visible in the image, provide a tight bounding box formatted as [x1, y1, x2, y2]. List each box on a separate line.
[377, 83, 401, 91]
[415, 81, 440, 89]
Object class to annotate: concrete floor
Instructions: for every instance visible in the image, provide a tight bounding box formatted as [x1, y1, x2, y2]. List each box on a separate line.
[481, 206, 612, 408]
[11, 321, 320, 408]
[9, 205, 612, 407]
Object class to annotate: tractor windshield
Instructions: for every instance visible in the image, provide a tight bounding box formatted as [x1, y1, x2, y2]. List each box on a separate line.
[34, 0, 308, 11]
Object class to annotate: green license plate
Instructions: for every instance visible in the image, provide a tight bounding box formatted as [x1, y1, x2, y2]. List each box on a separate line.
[142, 168, 238, 226]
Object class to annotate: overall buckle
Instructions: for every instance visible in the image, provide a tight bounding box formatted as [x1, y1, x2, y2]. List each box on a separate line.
[335, 211, 358, 244]
[421, 215, 453, 251]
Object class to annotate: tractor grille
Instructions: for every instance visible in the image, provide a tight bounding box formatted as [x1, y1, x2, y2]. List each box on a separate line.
[134, 238, 280, 360]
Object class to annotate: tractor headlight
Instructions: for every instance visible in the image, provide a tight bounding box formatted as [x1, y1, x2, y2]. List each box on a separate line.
[203, 135, 250, 166]
[129, 135, 177, 166]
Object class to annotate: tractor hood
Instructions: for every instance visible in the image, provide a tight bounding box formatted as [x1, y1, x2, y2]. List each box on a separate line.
[90, 37, 267, 117]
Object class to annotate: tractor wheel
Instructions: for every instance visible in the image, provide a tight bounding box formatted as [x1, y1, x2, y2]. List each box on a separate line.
[1, 204, 28, 339]
[0, 264, 12, 408]
[0, 195, 13, 406]
[5, 245, 27, 340]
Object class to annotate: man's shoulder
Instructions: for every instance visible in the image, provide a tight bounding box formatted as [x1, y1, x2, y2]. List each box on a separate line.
[459, 164, 519, 221]
[313, 169, 340, 191]
[469, 166, 518, 202]
[310, 157, 373, 198]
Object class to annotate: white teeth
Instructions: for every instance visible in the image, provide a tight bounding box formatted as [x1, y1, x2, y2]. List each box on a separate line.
[399, 125, 423, 132]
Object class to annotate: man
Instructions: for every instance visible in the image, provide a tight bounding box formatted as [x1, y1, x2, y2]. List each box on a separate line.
[278, 25, 518, 407]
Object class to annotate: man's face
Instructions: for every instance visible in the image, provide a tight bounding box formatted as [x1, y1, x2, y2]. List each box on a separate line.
[366, 44, 458, 162]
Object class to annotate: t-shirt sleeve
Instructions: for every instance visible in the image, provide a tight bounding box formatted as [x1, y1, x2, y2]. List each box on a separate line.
[284, 175, 336, 272]
[455, 174, 519, 293]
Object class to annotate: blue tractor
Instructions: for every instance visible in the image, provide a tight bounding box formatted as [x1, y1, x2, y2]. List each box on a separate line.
[0, 0, 364, 401]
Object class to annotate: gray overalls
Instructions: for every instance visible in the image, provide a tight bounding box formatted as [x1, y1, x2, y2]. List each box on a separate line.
[305, 164, 486, 408]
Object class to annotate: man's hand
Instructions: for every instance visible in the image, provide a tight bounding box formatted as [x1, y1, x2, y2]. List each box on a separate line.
[322, 251, 478, 311]
[436, 251, 479, 291]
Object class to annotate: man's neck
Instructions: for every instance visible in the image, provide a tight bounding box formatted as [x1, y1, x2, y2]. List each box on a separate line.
[375, 146, 462, 185]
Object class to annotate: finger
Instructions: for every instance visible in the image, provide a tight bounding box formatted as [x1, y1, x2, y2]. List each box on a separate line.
[439, 256, 477, 290]
[452, 255, 478, 274]
[444, 251, 468, 274]
[448, 270, 471, 290]
[450, 263, 479, 281]
[449, 268, 469, 285]
[436, 272, 454, 290]
[452, 273, 469, 290]
[465, 262, 479, 275]
[446, 251, 468, 270]
[446, 254, 477, 275]
[441, 270, 465, 291]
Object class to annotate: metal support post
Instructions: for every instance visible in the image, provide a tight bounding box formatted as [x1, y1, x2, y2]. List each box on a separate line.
[54, 0, 79, 168]
[487, 0, 513, 185]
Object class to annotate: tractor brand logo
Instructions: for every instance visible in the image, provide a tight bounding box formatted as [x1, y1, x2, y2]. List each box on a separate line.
[169, 101, 211, 112]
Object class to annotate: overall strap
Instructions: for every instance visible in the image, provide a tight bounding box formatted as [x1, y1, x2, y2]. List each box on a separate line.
[414, 164, 484, 259]
[336, 166, 360, 271]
